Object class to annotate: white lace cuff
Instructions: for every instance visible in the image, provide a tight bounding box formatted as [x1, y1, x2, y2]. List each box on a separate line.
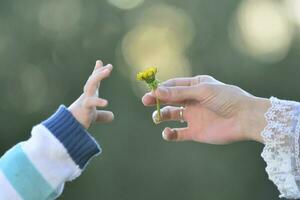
[261, 97, 300, 199]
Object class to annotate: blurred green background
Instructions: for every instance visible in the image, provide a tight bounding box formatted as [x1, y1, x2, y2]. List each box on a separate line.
[0, 0, 300, 199]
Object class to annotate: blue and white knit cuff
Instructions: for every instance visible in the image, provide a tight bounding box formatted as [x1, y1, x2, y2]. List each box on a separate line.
[42, 105, 101, 169]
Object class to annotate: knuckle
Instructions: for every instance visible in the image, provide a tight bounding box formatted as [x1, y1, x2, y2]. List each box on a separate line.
[94, 71, 102, 79]
[168, 79, 176, 86]
[162, 106, 172, 119]
[169, 88, 178, 98]
[162, 79, 175, 87]
[89, 76, 97, 84]
[93, 68, 105, 76]
[191, 76, 200, 85]
[176, 134, 184, 141]
[198, 83, 216, 95]
[161, 87, 171, 97]
[95, 73, 105, 82]
[196, 75, 214, 83]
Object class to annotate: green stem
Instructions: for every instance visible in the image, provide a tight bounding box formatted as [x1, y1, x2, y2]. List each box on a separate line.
[156, 95, 161, 121]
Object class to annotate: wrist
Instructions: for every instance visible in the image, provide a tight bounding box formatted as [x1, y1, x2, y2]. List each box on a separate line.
[68, 106, 90, 129]
[243, 97, 271, 143]
[67, 94, 91, 129]
[42, 105, 101, 169]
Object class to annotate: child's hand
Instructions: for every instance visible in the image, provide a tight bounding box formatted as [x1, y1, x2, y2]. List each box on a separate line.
[68, 60, 114, 129]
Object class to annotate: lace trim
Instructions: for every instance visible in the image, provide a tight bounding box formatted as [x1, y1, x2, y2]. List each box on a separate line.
[261, 97, 300, 199]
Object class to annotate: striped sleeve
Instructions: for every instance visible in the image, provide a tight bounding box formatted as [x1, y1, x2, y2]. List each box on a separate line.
[0, 105, 101, 200]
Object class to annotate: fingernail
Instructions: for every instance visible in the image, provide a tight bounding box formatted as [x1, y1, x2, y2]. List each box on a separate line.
[152, 110, 161, 124]
[103, 99, 108, 105]
[106, 64, 113, 68]
[162, 130, 168, 140]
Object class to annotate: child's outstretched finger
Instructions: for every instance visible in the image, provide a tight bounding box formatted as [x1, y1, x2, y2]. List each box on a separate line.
[83, 97, 108, 108]
[84, 64, 113, 96]
[90, 65, 112, 90]
[96, 110, 114, 123]
[93, 60, 103, 71]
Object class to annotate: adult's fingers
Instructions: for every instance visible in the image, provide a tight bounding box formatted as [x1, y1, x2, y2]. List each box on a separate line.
[152, 106, 186, 124]
[142, 87, 200, 106]
[84, 64, 113, 96]
[162, 127, 193, 142]
[160, 77, 198, 87]
[95, 110, 114, 123]
[155, 85, 201, 104]
[159, 75, 217, 87]
[143, 83, 211, 106]
[142, 92, 168, 106]
[142, 76, 219, 106]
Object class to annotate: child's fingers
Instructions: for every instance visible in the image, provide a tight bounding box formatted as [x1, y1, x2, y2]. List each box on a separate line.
[83, 97, 108, 108]
[93, 60, 103, 71]
[84, 64, 113, 96]
[93, 60, 104, 94]
[95, 110, 114, 123]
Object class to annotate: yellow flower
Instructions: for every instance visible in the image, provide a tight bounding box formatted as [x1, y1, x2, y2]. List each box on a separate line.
[136, 66, 161, 122]
[147, 71, 153, 77]
[136, 67, 158, 82]
[142, 72, 148, 80]
[136, 72, 143, 81]
[149, 67, 157, 74]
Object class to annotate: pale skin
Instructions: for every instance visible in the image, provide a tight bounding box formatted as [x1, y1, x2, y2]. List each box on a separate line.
[68, 60, 114, 129]
[67, 62, 269, 145]
[142, 75, 271, 144]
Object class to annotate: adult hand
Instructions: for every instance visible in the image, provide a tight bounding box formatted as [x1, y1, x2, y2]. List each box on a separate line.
[142, 75, 270, 144]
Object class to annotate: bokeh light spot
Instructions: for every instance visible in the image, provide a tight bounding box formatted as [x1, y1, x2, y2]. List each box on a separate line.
[20, 65, 48, 113]
[107, 0, 144, 10]
[285, 0, 300, 27]
[120, 4, 195, 95]
[230, 0, 294, 63]
[38, 0, 81, 37]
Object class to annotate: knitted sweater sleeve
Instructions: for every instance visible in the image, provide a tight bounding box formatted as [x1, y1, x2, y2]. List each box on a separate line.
[0, 105, 101, 200]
